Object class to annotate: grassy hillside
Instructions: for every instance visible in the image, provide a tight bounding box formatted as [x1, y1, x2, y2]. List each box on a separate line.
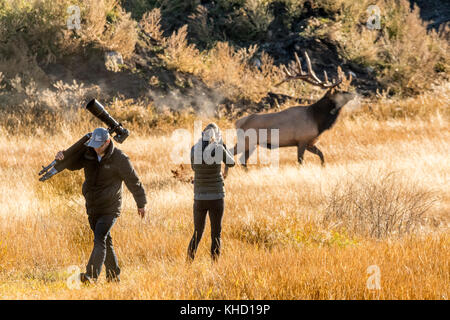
[0, 0, 449, 124]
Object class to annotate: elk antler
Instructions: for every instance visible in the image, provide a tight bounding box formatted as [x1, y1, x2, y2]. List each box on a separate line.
[276, 51, 343, 89]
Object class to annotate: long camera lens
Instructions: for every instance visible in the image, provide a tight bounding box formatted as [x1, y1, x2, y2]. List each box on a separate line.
[85, 99, 130, 144]
[86, 99, 120, 130]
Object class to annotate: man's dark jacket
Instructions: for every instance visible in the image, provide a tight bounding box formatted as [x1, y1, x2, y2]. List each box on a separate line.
[67, 141, 147, 216]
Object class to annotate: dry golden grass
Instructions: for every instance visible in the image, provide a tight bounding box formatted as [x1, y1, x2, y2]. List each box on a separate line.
[0, 0, 447, 300]
[0, 105, 448, 299]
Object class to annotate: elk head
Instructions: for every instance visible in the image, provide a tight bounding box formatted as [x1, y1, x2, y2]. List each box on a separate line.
[276, 51, 355, 113]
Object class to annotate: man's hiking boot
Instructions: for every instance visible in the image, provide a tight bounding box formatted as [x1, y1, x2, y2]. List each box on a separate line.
[80, 273, 94, 285]
[106, 275, 120, 283]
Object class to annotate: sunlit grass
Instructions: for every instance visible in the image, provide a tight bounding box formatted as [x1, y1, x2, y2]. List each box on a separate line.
[0, 112, 448, 299]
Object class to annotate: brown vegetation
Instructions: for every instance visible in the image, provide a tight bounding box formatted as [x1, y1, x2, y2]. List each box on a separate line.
[0, 0, 448, 300]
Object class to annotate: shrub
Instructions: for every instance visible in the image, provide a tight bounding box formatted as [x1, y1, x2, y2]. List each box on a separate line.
[378, 3, 448, 95]
[159, 23, 281, 102]
[139, 8, 164, 43]
[162, 25, 203, 74]
[0, 0, 137, 81]
[323, 171, 437, 239]
[143, 0, 449, 99]
[334, 0, 449, 95]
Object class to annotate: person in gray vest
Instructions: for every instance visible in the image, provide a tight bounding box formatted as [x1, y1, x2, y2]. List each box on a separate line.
[188, 123, 235, 261]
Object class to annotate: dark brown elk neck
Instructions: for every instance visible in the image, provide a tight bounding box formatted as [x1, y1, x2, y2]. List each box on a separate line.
[307, 93, 341, 135]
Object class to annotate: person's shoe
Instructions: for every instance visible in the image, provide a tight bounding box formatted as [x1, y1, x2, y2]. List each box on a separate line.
[80, 273, 94, 285]
[106, 270, 120, 283]
[106, 275, 120, 283]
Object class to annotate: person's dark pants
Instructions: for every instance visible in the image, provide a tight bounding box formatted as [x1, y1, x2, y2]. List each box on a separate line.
[85, 214, 120, 281]
[187, 198, 224, 261]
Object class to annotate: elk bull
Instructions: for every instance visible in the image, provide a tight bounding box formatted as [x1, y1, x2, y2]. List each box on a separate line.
[225, 52, 355, 176]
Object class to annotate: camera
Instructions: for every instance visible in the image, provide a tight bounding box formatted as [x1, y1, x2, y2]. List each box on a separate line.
[86, 99, 130, 144]
[39, 99, 130, 182]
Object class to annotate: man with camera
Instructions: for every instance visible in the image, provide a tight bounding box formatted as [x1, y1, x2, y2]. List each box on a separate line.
[55, 127, 147, 284]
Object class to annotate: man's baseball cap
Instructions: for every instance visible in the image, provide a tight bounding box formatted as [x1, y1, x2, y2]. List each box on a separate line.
[85, 127, 110, 148]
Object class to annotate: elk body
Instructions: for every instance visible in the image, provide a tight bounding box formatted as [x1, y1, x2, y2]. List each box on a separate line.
[227, 52, 355, 172]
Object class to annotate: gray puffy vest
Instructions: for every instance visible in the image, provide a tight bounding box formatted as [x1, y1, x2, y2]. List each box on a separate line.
[190, 141, 235, 200]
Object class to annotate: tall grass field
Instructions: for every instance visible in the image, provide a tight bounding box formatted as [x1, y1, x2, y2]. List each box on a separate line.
[0, 104, 448, 299]
[0, 0, 448, 300]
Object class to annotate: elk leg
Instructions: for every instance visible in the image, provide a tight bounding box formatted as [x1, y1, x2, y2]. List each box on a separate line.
[238, 136, 256, 169]
[241, 145, 256, 169]
[230, 144, 239, 156]
[223, 165, 229, 179]
[306, 145, 325, 166]
[297, 144, 306, 165]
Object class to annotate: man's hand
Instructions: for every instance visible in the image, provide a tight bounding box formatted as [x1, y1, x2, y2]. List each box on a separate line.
[55, 151, 65, 161]
[138, 207, 146, 219]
